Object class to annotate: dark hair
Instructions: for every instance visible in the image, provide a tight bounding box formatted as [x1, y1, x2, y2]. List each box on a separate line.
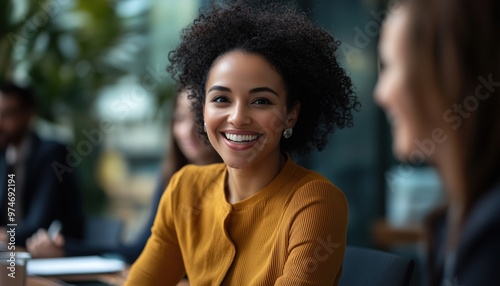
[0, 81, 36, 109]
[400, 0, 500, 284]
[403, 0, 500, 216]
[167, 1, 360, 156]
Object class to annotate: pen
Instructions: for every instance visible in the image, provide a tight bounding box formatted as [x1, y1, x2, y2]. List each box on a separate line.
[47, 220, 62, 241]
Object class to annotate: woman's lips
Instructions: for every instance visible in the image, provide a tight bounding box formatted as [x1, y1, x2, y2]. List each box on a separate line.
[220, 131, 262, 151]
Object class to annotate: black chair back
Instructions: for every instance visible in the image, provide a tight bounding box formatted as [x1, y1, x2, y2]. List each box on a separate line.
[339, 246, 414, 286]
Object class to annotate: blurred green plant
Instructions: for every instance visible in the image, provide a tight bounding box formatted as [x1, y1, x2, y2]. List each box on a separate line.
[0, 0, 147, 117]
[0, 0, 173, 213]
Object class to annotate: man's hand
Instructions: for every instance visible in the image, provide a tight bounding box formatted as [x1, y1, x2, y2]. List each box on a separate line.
[26, 228, 65, 258]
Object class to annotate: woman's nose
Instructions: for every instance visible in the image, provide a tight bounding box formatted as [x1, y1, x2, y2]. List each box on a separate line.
[227, 103, 251, 127]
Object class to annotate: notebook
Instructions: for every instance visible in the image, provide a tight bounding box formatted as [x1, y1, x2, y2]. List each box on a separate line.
[27, 256, 125, 276]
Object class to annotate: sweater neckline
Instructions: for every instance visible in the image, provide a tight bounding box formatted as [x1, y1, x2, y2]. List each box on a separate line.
[218, 154, 299, 211]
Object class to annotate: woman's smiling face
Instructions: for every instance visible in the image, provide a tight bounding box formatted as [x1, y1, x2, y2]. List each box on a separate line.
[203, 50, 299, 169]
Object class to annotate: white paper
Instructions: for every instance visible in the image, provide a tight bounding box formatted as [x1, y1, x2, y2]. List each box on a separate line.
[27, 256, 125, 276]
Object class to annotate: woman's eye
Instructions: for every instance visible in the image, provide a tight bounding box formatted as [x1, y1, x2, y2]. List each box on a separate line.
[253, 98, 272, 105]
[213, 96, 229, 103]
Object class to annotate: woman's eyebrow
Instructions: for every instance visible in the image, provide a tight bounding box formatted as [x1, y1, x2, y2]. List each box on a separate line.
[207, 85, 231, 93]
[249, 87, 279, 97]
[207, 85, 279, 97]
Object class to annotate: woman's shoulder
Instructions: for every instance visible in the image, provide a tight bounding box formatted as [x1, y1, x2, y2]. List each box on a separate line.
[431, 181, 500, 265]
[446, 181, 500, 284]
[281, 161, 348, 226]
[286, 160, 346, 203]
[462, 181, 500, 242]
[289, 161, 341, 190]
[168, 162, 226, 192]
[172, 162, 225, 180]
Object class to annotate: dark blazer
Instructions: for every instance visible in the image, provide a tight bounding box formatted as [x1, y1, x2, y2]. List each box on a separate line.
[0, 132, 85, 246]
[428, 180, 500, 285]
[64, 177, 166, 264]
[118, 179, 165, 263]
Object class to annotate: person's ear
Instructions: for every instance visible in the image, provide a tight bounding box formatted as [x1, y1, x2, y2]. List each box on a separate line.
[286, 101, 301, 128]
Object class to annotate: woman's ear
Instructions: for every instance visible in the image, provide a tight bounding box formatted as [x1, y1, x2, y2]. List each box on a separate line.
[286, 101, 301, 128]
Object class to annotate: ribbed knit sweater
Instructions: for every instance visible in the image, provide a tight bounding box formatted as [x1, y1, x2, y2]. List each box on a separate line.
[125, 157, 348, 285]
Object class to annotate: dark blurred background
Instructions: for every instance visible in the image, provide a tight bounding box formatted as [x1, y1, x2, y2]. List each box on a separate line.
[1, 1, 445, 283]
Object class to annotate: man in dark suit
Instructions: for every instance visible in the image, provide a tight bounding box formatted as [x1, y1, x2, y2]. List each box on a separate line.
[0, 81, 84, 247]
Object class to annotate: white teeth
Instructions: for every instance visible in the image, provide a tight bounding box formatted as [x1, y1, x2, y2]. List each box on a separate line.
[224, 133, 258, 142]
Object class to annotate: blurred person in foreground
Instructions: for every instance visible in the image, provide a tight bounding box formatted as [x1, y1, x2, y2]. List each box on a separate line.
[0, 81, 85, 247]
[376, 0, 500, 284]
[125, 1, 359, 285]
[27, 90, 221, 264]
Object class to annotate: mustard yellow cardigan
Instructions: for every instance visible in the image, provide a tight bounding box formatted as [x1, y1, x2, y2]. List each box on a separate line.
[125, 157, 348, 285]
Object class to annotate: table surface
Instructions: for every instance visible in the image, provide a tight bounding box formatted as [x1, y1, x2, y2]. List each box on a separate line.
[372, 218, 423, 249]
[2, 247, 189, 286]
[0, 246, 128, 286]
[27, 271, 128, 286]
[27, 274, 190, 286]
[27, 276, 68, 286]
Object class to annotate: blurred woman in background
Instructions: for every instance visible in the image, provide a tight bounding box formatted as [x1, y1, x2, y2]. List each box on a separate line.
[375, 0, 500, 284]
[26, 90, 221, 263]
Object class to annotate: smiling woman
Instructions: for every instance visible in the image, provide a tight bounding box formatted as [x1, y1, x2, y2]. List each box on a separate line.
[125, 1, 360, 285]
[204, 51, 296, 172]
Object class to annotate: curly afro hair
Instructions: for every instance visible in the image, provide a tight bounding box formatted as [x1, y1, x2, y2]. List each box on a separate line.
[167, 0, 360, 156]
